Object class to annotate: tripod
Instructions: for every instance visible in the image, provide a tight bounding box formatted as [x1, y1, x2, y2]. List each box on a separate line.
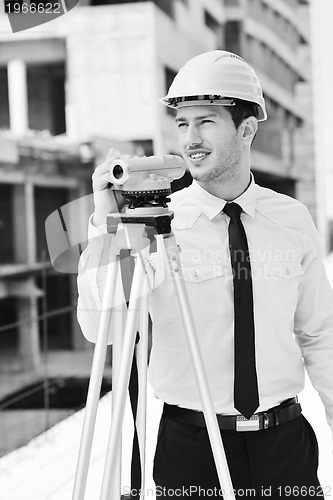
[73, 207, 235, 500]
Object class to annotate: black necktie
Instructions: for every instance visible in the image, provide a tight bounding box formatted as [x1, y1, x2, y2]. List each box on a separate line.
[223, 202, 259, 419]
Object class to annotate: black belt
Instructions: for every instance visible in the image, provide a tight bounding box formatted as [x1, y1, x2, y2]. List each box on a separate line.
[162, 397, 302, 432]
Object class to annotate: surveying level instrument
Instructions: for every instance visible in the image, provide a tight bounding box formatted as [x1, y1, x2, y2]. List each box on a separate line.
[72, 155, 236, 500]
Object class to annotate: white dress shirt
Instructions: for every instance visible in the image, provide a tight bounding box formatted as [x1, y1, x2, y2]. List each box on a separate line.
[77, 177, 333, 433]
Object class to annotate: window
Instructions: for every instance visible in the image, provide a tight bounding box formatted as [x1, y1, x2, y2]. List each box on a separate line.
[153, 0, 175, 18]
[204, 10, 220, 33]
[205, 10, 224, 48]
[0, 67, 10, 130]
[34, 187, 69, 262]
[0, 298, 18, 350]
[91, 0, 144, 5]
[27, 63, 66, 136]
[37, 274, 72, 349]
[133, 139, 154, 156]
[89, 0, 175, 18]
[0, 184, 14, 264]
[164, 66, 177, 116]
[225, 21, 242, 55]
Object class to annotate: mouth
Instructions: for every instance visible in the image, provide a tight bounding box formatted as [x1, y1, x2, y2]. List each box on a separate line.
[187, 151, 211, 163]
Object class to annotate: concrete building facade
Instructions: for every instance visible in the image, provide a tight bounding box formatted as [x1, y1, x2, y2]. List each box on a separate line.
[0, 0, 314, 381]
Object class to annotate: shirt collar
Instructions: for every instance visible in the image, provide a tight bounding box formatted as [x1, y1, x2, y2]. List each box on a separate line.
[232, 172, 256, 218]
[191, 172, 257, 221]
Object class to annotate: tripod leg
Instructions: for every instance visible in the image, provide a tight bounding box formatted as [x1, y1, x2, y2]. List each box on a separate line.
[111, 304, 126, 500]
[73, 256, 120, 500]
[136, 284, 149, 499]
[163, 234, 236, 500]
[100, 255, 147, 500]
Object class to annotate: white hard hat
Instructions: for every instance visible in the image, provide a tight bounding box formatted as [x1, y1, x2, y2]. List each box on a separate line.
[160, 50, 267, 122]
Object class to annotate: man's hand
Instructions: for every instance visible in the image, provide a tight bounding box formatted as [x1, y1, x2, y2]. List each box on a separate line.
[92, 148, 129, 228]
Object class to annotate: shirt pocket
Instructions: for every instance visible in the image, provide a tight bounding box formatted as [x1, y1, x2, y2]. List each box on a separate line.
[155, 263, 226, 323]
[263, 261, 304, 317]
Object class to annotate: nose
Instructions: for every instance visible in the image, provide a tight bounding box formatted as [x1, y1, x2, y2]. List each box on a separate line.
[186, 123, 203, 147]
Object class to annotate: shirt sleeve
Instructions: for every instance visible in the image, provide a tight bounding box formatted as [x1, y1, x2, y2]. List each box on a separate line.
[77, 216, 155, 344]
[294, 207, 333, 433]
[77, 216, 124, 344]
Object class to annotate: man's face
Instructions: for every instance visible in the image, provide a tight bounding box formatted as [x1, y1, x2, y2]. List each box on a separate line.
[175, 104, 243, 183]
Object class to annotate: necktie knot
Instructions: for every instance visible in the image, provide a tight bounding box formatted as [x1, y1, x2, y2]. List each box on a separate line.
[223, 202, 242, 219]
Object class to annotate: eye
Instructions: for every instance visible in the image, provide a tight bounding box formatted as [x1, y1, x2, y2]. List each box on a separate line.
[201, 119, 214, 125]
[177, 122, 188, 129]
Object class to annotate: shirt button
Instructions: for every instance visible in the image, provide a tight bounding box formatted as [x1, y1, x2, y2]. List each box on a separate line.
[193, 271, 199, 279]
[285, 267, 290, 276]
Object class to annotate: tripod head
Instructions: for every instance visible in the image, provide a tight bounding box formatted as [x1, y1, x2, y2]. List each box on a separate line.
[109, 154, 186, 212]
[107, 154, 186, 234]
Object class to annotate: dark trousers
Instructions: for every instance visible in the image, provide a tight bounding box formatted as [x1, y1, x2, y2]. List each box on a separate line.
[153, 414, 323, 499]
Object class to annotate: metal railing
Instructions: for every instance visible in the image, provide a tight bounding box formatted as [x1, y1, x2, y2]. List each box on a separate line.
[0, 262, 103, 458]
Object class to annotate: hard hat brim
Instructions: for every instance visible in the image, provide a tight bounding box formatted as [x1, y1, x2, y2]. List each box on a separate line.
[159, 95, 267, 122]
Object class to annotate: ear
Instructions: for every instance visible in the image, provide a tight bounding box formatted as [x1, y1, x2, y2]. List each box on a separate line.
[241, 116, 258, 145]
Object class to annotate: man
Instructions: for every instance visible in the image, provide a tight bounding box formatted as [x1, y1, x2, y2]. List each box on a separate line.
[78, 51, 333, 498]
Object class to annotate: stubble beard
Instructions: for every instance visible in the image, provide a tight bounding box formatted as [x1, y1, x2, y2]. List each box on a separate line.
[190, 140, 242, 184]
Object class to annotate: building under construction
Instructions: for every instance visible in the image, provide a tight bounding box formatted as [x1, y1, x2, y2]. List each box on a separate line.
[0, 0, 314, 451]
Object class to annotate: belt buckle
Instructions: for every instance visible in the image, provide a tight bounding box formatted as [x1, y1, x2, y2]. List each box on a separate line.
[236, 414, 260, 432]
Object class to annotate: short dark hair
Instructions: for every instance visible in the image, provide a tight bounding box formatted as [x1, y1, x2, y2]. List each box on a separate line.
[225, 98, 259, 129]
